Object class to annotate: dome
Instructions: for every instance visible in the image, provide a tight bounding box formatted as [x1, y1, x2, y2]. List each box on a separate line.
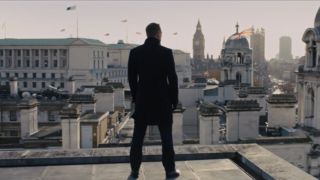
[315, 7, 320, 27]
[225, 35, 249, 49]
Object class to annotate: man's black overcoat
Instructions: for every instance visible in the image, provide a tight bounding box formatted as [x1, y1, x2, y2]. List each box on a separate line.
[128, 37, 178, 125]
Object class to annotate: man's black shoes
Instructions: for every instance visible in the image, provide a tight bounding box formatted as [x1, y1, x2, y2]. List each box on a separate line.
[127, 171, 139, 180]
[166, 169, 180, 179]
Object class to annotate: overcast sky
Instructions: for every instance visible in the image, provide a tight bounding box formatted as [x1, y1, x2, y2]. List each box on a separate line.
[0, 1, 319, 59]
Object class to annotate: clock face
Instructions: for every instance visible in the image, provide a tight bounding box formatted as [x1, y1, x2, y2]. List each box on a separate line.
[195, 40, 200, 46]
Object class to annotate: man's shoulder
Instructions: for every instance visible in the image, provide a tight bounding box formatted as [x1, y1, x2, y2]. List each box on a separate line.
[159, 45, 173, 54]
[130, 45, 143, 53]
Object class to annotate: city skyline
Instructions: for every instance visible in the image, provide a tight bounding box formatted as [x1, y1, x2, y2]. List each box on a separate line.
[0, 1, 319, 59]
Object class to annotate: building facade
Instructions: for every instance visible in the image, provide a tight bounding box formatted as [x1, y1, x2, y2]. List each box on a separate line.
[220, 24, 253, 86]
[279, 36, 293, 60]
[297, 7, 320, 130]
[0, 38, 108, 91]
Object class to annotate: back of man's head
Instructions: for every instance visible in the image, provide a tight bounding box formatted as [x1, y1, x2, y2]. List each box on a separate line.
[146, 23, 161, 38]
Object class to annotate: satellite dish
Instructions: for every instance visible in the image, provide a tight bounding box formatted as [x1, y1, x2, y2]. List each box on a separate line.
[32, 93, 37, 97]
[22, 92, 31, 98]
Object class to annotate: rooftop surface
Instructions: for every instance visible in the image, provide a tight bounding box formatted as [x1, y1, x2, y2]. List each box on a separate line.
[0, 144, 315, 180]
[0, 159, 253, 180]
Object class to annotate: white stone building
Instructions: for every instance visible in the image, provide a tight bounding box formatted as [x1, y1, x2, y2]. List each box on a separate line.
[0, 38, 109, 91]
[297, 7, 320, 130]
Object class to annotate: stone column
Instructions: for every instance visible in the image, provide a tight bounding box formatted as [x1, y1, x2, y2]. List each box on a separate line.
[60, 104, 80, 149]
[198, 102, 221, 145]
[66, 77, 75, 94]
[9, 77, 18, 96]
[18, 98, 38, 139]
[172, 104, 185, 145]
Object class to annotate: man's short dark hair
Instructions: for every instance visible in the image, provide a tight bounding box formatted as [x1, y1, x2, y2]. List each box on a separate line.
[146, 23, 161, 37]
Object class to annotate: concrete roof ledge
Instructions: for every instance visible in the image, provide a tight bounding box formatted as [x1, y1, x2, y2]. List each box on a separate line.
[0, 144, 315, 180]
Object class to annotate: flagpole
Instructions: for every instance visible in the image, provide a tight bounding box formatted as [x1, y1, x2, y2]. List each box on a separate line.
[76, 8, 79, 39]
[4, 23, 6, 39]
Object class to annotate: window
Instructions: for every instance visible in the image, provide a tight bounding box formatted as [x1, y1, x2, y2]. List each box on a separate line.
[107, 52, 109, 58]
[6, 73, 9, 78]
[23, 81, 27, 88]
[7, 50, 12, 56]
[42, 82, 46, 88]
[24, 50, 30, 56]
[17, 60, 21, 67]
[93, 60, 96, 69]
[9, 111, 17, 121]
[0, 50, 3, 56]
[48, 111, 55, 121]
[35, 60, 39, 67]
[17, 50, 21, 57]
[32, 82, 37, 88]
[51, 82, 55, 86]
[23, 73, 27, 78]
[93, 51, 96, 57]
[53, 50, 58, 56]
[62, 59, 66, 67]
[26, 60, 30, 67]
[34, 50, 39, 56]
[51, 73, 55, 79]
[15, 73, 18, 78]
[9, 130, 18, 137]
[44, 60, 48, 67]
[0, 60, 3, 67]
[61, 49, 67, 56]
[33, 73, 36, 78]
[102, 51, 104, 57]
[60, 82, 64, 88]
[42, 73, 46, 78]
[53, 60, 58, 67]
[44, 50, 48, 56]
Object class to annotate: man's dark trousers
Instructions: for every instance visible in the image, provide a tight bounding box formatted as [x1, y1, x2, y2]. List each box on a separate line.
[130, 121, 175, 172]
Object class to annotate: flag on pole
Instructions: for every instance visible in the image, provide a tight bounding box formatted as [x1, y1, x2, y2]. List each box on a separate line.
[229, 27, 254, 40]
[173, 32, 178, 35]
[66, 5, 76, 11]
[60, 28, 66, 32]
[121, 19, 128, 23]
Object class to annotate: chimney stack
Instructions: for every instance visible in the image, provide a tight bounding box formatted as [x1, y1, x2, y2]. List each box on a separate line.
[9, 77, 18, 97]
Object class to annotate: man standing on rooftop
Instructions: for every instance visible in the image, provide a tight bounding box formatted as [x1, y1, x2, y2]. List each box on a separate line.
[127, 23, 180, 179]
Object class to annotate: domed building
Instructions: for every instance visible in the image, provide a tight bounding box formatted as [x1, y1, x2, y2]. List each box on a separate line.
[297, 7, 320, 129]
[220, 23, 253, 86]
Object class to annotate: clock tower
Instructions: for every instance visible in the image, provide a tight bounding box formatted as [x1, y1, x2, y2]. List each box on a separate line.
[193, 20, 205, 60]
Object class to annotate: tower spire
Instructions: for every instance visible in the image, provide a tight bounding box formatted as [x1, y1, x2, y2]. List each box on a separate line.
[236, 22, 239, 34]
[197, 19, 201, 31]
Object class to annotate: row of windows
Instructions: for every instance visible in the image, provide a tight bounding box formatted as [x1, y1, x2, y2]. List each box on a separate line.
[95, 70, 127, 79]
[0, 81, 64, 89]
[0, 72, 64, 79]
[4, 111, 57, 122]
[0, 59, 66, 68]
[0, 49, 67, 57]
[93, 50, 110, 58]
